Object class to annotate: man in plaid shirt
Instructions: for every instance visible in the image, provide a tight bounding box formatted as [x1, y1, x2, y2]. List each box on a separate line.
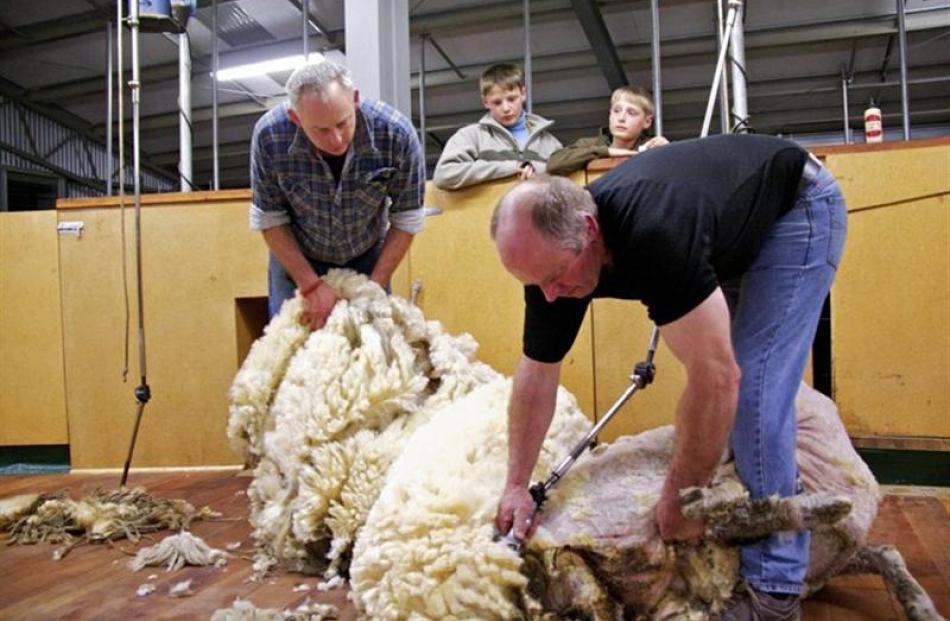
[250, 60, 425, 329]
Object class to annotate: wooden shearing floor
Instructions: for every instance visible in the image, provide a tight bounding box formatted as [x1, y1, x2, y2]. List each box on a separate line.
[0, 470, 946, 620]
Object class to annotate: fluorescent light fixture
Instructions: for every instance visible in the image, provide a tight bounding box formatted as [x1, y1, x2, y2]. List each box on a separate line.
[215, 52, 325, 81]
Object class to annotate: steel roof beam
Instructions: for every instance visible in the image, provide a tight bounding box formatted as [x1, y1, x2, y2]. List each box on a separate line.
[0, 0, 220, 52]
[19, 6, 948, 105]
[0, 75, 175, 182]
[569, 0, 627, 90]
[0, 10, 105, 52]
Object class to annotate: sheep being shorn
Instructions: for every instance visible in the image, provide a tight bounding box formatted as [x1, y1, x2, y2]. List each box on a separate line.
[352, 380, 943, 620]
[517, 383, 882, 619]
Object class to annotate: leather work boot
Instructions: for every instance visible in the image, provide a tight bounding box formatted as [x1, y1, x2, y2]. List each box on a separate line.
[715, 581, 802, 621]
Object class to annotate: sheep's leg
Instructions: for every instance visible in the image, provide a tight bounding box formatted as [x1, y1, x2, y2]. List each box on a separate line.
[524, 548, 622, 621]
[840, 545, 945, 621]
[679, 487, 852, 544]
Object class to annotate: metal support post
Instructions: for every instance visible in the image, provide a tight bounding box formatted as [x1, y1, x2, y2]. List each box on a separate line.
[896, 0, 911, 140]
[211, 0, 220, 190]
[523, 0, 532, 114]
[650, 0, 663, 136]
[302, 0, 309, 58]
[728, 0, 749, 132]
[841, 70, 852, 144]
[702, 0, 741, 138]
[715, 0, 731, 134]
[419, 33, 427, 167]
[179, 31, 192, 192]
[106, 22, 114, 196]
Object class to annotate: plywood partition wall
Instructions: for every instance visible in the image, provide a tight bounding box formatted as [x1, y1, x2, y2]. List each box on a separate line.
[413, 177, 596, 418]
[0, 210, 68, 446]
[588, 300, 685, 441]
[823, 140, 950, 439]
[57, 193, 267, 468]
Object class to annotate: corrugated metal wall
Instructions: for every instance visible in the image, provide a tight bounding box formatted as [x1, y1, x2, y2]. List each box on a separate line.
[0, 99, 174, 200]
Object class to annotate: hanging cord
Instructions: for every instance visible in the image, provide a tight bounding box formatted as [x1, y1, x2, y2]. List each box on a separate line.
[727, 55, 753, 133]
[731, 116, 754, 134]
[121, 1, 152, 488]
[117, 3, 131, 383]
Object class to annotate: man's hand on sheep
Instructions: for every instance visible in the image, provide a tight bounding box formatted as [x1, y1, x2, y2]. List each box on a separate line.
[656, 483, 704, 542]
[495, 485, 539, 543]
[299, 280, 340, 331]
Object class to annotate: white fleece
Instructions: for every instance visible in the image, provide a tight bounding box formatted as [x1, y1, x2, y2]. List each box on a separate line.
[349, 378, 589, 620]
[228, 270, 501, 577]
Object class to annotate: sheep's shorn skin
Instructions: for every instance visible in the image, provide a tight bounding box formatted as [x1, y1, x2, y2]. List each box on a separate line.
[228, 271, 943, 620]
[522, 383, 883, 619]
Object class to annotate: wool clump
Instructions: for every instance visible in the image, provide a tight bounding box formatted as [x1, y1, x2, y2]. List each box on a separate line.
[1, 487, 217, 559]
[349, 378, 589, 620]
[128, 530, 229, 572]
[228, 270, 500, 579]
[211, 598, 339, 621]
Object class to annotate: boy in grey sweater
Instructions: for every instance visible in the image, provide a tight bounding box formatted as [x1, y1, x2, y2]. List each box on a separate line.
[433, 64, 562, 190]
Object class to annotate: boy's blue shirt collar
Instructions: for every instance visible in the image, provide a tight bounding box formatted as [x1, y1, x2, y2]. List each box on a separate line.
[503, 110, 528, 132]
[504, 111, 530, 147]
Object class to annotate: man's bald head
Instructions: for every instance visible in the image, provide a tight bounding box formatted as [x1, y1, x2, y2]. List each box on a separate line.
[491, 175, 606, 302]
[490, 175, 597, 254]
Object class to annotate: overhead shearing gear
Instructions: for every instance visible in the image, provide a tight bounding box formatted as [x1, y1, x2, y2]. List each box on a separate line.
[498, 326, 661, 552]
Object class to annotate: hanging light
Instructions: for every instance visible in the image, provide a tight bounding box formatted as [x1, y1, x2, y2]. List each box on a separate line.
[215, 52, 325, 81]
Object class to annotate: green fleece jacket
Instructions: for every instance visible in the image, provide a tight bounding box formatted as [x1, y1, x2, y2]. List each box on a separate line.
[547, 130, 648, 176]
[433, 113, 562, 190]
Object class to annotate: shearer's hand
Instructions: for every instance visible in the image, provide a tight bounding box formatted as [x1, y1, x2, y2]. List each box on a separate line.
[299, 280, 340, 331]
[657, 485, 704, 542]
[495, 485, 538, 543]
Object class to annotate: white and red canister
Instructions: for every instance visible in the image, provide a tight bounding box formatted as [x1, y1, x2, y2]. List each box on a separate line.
[864, 103, 883, 143]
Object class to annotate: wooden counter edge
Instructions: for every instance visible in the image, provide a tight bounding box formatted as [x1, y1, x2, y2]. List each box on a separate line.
[57, 137, 948, 208]
[58, 188, 252, 210]
[808, 136, 948, 156]
[850, 435, 950, 452]
[585, 136, 950, 173]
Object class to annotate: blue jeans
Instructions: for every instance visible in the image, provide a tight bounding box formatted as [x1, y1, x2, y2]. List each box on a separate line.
[267, 240, 384, 318]
[729, 165, 847, 595]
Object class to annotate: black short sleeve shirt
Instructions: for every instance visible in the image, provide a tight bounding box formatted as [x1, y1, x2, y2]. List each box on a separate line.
[523, 134, 807, 363]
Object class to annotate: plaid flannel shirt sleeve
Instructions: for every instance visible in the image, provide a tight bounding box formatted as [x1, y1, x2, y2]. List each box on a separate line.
[249, 122, 291, 231]
[387, 121, 425, 235]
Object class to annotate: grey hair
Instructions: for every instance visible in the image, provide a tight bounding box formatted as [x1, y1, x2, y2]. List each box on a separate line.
[491, 175, 597, 253]
[285, 60, 354, 108]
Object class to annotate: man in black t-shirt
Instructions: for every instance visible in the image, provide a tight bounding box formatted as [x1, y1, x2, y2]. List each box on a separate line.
[490, 134, 848, 619]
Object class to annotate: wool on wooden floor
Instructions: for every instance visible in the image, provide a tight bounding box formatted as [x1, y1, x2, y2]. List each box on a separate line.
[0, 471, 946, 620]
